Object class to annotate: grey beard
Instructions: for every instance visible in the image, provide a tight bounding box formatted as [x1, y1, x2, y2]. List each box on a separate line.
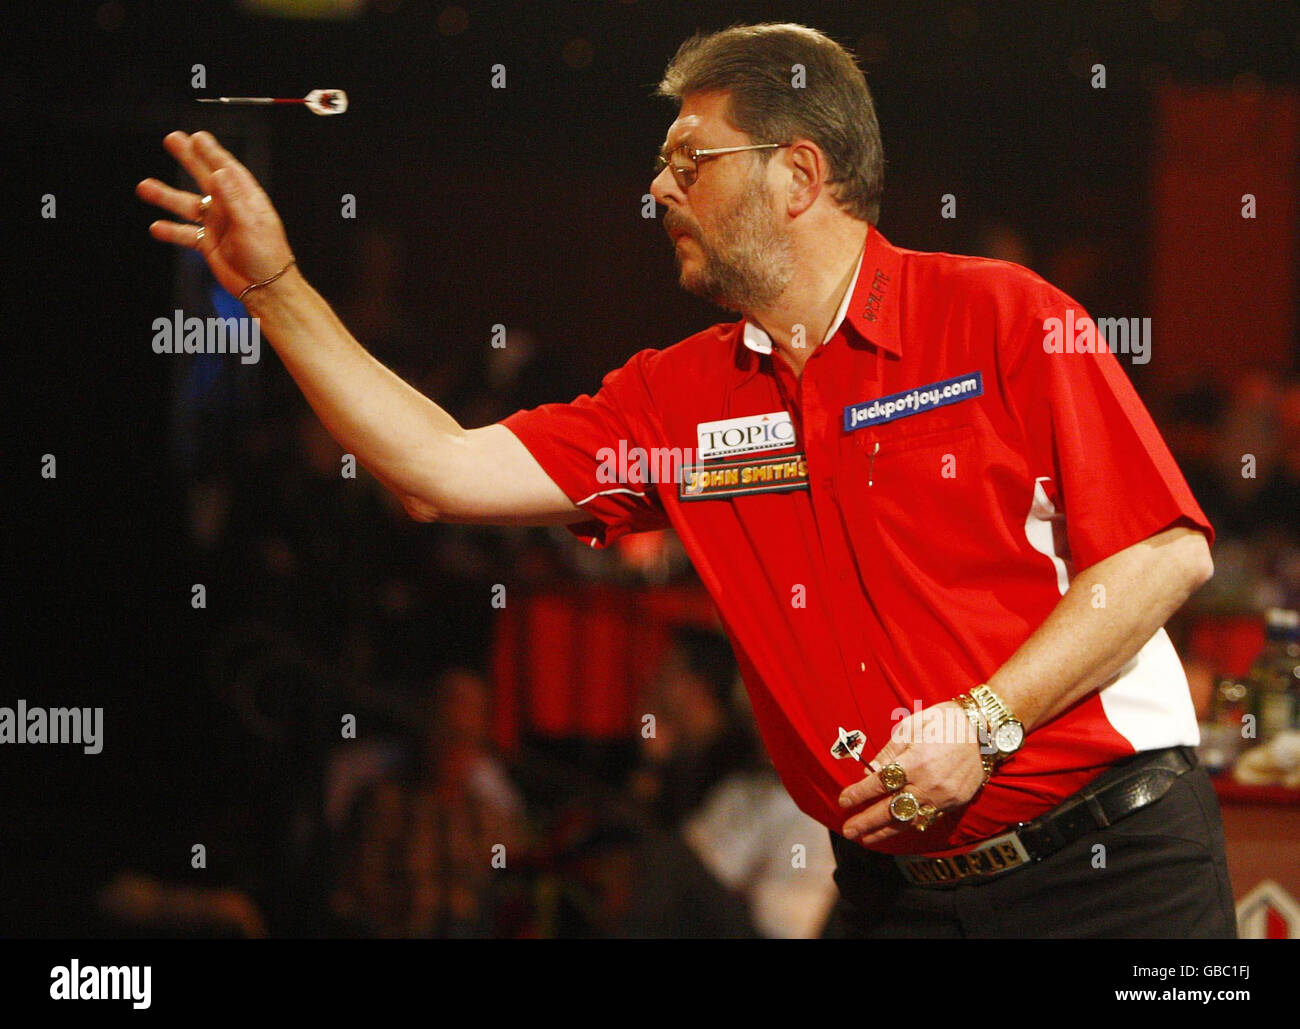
[675, 183, 795, 313]
[685, 237, 794, 313]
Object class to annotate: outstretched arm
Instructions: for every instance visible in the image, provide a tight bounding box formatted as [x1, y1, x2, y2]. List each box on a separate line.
[137, 130, 581, 526]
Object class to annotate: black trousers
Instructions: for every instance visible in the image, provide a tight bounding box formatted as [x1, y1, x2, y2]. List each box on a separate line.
[827, 758, 1237, 938]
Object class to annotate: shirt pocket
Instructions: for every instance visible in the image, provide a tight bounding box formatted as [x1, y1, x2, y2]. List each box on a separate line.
[840, 422, 978, 552]
[854, 422, 975, 484]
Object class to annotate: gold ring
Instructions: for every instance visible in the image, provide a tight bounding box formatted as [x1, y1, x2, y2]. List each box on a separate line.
[913, 803, 943, 832]
[878, 762, 907, 793]
[195, 225, 206, 244]
[888, 790, 920, 824]
[198, 194, 213, 219]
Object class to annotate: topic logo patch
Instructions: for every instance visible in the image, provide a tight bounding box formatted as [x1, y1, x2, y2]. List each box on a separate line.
[696, 410, 796, 461]
[679, 452, 809, 501]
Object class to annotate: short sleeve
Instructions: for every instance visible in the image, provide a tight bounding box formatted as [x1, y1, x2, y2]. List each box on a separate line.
[499, 348, 671, 548]
[1003, 295, 1214, 571]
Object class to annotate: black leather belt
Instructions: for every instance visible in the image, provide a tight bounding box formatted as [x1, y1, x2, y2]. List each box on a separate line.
[894, 746, 1198, 888]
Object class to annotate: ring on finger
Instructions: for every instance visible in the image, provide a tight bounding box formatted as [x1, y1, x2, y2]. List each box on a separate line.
[195, 225, 206, 245]
[888, 790, 920, 824]
[878, 762, 907, 793]
[913, 802, 943, 832]
[197, 194, 213, 220]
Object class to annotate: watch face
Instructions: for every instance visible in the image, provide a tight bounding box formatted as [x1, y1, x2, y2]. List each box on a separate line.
[994, 721, 1025, 754]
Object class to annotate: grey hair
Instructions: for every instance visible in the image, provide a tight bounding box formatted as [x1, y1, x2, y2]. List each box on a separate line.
[657, 22, 885, 223]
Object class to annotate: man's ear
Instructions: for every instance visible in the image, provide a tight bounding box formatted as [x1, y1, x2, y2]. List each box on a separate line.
[784, 140, 823, 216]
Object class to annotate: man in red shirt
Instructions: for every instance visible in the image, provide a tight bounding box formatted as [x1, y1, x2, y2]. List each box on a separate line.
[139, 22, 1235, 937]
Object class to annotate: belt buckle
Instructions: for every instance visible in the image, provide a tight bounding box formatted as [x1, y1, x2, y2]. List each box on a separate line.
[894, 829, 1033, 887]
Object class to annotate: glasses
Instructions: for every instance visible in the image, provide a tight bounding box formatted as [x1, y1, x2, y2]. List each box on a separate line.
[653, 142, 789, 190]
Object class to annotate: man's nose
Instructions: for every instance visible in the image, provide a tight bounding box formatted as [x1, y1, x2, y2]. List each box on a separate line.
[650, 165, 684, 210]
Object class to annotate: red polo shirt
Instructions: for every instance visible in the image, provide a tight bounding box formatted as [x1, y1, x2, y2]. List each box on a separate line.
[500, 226, 1213, 856]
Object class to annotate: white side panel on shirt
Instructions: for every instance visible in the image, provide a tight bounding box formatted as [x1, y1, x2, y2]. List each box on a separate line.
[1023, 477, 1200, 750]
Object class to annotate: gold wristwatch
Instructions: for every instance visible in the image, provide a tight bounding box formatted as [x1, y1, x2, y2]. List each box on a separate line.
[969, 684, 1025, 764]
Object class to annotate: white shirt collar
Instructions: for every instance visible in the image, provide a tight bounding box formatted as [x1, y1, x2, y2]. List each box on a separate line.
[741, 245, 867, 356]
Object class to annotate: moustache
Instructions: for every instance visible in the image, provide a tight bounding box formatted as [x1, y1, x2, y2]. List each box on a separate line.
[664, 216, 696, 240]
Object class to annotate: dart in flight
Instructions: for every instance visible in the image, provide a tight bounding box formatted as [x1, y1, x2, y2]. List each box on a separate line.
[197, 89, 348, 116]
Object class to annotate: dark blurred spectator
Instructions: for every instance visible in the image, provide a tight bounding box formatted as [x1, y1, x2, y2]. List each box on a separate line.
[196, 405, 390, 675]
[1161, 379, 1228, 506]
[1253, 378, 1300, 544]
[330, 668, 527, 937]
[1210, 368, 1285, 535]
[450, 327, 566, 428]
[335, 226, 425, 372]
[630, 626, 763, 827]
[1161, 369, 1300, 545]
[681, 768, 839, 939]
[618, 626, 837, 938]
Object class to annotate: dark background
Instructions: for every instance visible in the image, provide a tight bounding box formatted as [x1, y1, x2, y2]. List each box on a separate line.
[6, 0, 1299, 936]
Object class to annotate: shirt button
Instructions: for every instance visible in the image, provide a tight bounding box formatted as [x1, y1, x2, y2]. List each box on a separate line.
[860, 662, 866, 672]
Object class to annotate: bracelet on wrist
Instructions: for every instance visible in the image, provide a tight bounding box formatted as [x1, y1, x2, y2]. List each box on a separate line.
[238, 257, 296, 302]
[955, 692, 995, 782]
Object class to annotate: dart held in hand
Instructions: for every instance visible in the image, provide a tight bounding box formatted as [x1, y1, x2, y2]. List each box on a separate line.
[197, 89, 348, 116]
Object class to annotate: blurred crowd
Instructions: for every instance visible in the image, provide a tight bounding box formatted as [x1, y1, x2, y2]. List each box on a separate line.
[1158, 370, 1300, 613]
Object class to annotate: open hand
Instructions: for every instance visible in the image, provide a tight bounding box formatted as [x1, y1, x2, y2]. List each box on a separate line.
[136, 131, 294, 299]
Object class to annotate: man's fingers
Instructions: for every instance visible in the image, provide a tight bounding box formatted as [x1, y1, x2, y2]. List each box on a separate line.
[192, 131, 249, 178]
[842, 789, 942, 843]
[855, 821, 902, 847]
[162, 131, 214, 185]
[204, 159, 277, 234]
[148, 219, 203, 249]
[208, 165, 253, 215]
[838, 771, 884, 810]
[841, 795, 896, 841]
[136, 178, 202, 222]
[838, 748, 899, 808]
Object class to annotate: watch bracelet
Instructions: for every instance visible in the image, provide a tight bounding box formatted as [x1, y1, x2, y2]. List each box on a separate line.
[956, 692, 995, 781]
[970, 684, 1015, 728]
